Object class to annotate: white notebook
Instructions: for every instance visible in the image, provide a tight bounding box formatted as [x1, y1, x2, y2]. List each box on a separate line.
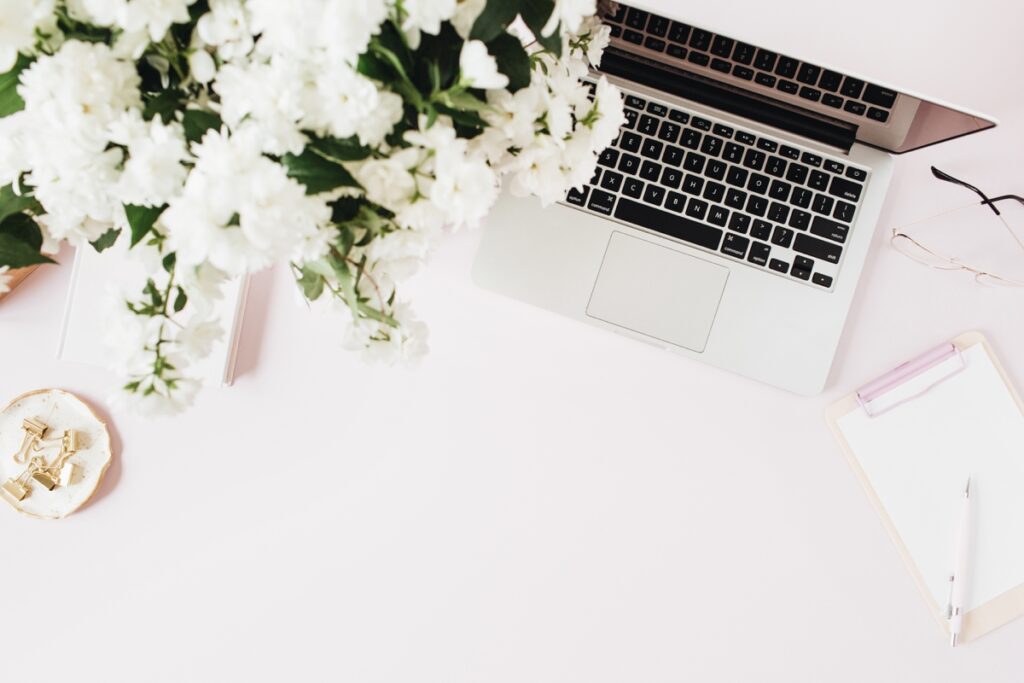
[828, 332, 1024, 644]
[58, 241, 249, 386]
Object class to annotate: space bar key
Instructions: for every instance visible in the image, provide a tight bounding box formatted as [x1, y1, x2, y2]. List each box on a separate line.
[614, 198, 723, 251]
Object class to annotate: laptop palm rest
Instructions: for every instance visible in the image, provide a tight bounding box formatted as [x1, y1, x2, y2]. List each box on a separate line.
[586, 232, 729, 353]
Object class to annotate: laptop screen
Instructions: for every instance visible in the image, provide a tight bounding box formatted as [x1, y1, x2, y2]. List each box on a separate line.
[601, 3, 996, 154]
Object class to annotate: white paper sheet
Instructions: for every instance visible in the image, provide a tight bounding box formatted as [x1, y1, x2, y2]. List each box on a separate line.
[837, 344, 1024, 612]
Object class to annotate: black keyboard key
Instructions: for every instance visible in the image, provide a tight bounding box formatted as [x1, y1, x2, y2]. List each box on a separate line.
[614, 198, 722, 250]
[683, 152, 706, 173]
[711, 58, 730, 73]
[600, 170, 623, 192]
[590, 167, 601, 185]
[844, 100, 866, 115]
[786, 163, 809, 184]
[757, 139, 779, 153]
[812, 193, 834, 215]
[732, 65, 754, 80]
[863, 84, 897, 108]
[751, 219, 772, 240]
[643, 184, 666, 206]
[721, 232, 748, 258]
[623, 29, 643, 45]
[774, 56, 798, 78]
[789, 209, 811, 230]
[566, 186, 589, 206]
[640, 160, 662, 181]
[661, 167, 682, 189]
[641, 138, 664, 159]
[822, 94, 843, 108]
[829, 175, 862, 202]
[810, 215, 849, 243]
[707, 205, 729, 227]
[703, 181, 725, 203]
[726, 166, 748, 187]
[609, 25, 622, 38]
[700, 136, 723, 157]
[768, 179, 791, 201]
[588, 189, 616, 215]
[681, 129, 702, 149]
[618, 153, 640, 174]
[819, 70, 842, 92]
[669, 109, 690, 124]
[801, 152, 822, 167]
[685, 197, 709, 220]
[647, 14, 669, 37]
[725, 188, 747, 210]
[623, 177, 644, 198]
[766, 156, 788, 179]
[658, 121, 681, 143]
[867, 107, 889, 122]
[790, 265, 811, 281]
[614, 131, 638, 152]
[639, 115, 659, 135]
[705, 159, 726, 180]
[711, 36, 734, 57]
[732, 42, 755, 65]
[780, 145, 800, 160]
[824, 160, 844, 174]
[755, 72, 777, 88]
[834, 200, 856, 223]
[797, 63, 821, 85]
[777, 79, 798, 95]
[748, 173, 769, 195]
[809, 170, 829, 191]
[754, 49, 777, 71]
[623, 108, 639, 129]
[729, 214, 751, 236]
[647, 102, 669, 116]
[794, 233, 842, 264]
[723, 142, 744, 163]
[668, 22, 691, 44]
[662, 145, 684, 166]
[794, 256, 814, 272]
[840, 77, 864, 99]
[746, 195, 768, 217]
[689, 29, 712, 50]
[771, 226, 794, 248]
[736, 131, 756, 145]
[625, 8, 648, 29]
[598, 148, 619, 167]
[667, 43, 687, 60]
[742, 149, 766, 171]
[687, 51, 709, 67]
[713, 124, 733, 138]
[769, 258, 790, 274]
[665, 191, 685, 213]
[768, 202, 789, 223]
[846, 166, 867, 182]
[748, 241, 771, 266]
[682, 173, 704, 195]
[799, 86, 821, 102]
[691, 116, 712, 131]
[812, 272, 833, 288]
[644, 37, 666, 52]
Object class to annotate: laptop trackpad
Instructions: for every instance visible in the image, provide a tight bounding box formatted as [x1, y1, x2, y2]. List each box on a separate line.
[586, 232, 729, 352]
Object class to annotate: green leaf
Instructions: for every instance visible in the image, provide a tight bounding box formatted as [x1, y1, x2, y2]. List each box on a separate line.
[282, 148, 360, 195]
[90, 228, 121, 252]
[357, 301, 400, 328]
[0, 212, 42, 250]
[173, 286, 187, 313]
[487, 32, 532, 92]
[0, 53, 32, 118]
[182, 109, 222, 143]
[143, 89, 185, 123]
[296, 266, 325, 301]
[125, 204, 166, 247]
[162, 252, 176, 272]
[520, 0, 562, 54]
[308, 136, 371, 164]
[471, 0, 522, 42]
[434, 103, 487, 130]
[0, 233, 54, 268]
[0, 184, 43, 224]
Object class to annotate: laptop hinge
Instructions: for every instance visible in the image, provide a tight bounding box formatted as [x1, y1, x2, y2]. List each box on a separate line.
[599, 48, 857, 153]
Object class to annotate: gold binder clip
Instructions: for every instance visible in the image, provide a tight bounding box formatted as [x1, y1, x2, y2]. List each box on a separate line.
[31, 470, 58, 491]
[62, 429, 79, 455]
[58, 462, 77, 487]
[12, 417, 48, 464]
[2, 479, 30, 501]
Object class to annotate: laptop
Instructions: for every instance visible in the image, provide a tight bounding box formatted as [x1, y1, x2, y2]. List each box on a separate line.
[471, 2, 997, 394]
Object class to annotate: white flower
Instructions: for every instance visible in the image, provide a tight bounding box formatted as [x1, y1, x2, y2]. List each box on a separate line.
[300, 60, 400, 146]
[542, 0, 597, 37]
[248, 0, 387, 65]
[0, 0, 57, 72]
[80, 0, 196, 42]
[195, 0, 252, 61]
[0, 265, 11, 295]
[430, 152, 497, 228]
[215, 59, 306, 155]
[450, 0, 486, 38]
[108, 110, 189, 207]
[588, 76, 625, 150]
[110, 374, 200, 417]
[177, 317, 223, 359]
[577, 15, 610, 66]
[398, 0, 456, 48]
[188, 49, 216, 83]
[354, 89, 404, 147]
[459, 40, 508, 90]
[365, 228, 435, 282]
[351, 154, 418, 213]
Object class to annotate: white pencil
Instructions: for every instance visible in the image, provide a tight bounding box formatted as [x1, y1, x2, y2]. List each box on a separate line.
[948, 476, 972, 647]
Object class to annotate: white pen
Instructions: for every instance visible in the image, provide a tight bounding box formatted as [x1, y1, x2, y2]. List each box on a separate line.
[947, 476, 972, 647]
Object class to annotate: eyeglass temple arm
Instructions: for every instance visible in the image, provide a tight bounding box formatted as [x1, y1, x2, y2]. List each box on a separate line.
[931, 166, 1002, 215]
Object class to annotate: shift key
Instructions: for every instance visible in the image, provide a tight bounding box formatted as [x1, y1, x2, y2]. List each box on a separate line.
[794, 233, 842, 264]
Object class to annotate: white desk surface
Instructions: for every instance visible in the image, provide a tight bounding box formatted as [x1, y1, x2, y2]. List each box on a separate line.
[1, 2, 1022, 680]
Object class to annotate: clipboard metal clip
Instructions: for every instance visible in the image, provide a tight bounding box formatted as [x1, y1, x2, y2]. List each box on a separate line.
[857, 343, 966, 417]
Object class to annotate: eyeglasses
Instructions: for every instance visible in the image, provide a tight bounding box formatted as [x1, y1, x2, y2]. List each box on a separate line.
[890, 167, 1024, 287]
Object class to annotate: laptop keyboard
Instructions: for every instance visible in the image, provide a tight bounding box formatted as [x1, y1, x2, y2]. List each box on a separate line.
[604, 5, 898, 124]
[566, 85, 870, 290]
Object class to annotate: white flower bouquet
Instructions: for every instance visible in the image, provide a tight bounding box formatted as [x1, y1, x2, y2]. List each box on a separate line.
[0, 0, 624, 414]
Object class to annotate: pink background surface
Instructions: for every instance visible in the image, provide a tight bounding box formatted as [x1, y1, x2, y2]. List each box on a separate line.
[1, 1, 1022, 680]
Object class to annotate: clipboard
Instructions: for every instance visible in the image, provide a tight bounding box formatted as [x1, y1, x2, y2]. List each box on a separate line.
[827, 331, 1024, 645]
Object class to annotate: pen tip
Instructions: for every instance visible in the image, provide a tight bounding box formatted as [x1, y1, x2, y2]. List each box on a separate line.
[965, 477, 971, 497]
